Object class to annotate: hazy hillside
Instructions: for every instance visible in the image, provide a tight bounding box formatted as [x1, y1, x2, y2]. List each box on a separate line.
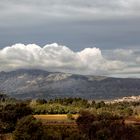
[0, 69, 140, 99]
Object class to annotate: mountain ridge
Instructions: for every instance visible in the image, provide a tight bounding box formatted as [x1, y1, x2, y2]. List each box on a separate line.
[0, 69, 140, 99]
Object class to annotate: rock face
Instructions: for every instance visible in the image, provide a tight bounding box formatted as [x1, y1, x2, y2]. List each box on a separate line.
[0, 69, 140, 99]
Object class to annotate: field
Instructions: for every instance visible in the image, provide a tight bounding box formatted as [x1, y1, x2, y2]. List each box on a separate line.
[34, 114, 78, 120]
[34, 114, 140, 126]
[125, 116, 140, 125]
[34, 114, 80, 139]
[34, 114, 79, 125]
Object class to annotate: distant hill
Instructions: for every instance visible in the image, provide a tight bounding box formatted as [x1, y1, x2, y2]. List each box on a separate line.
[0, 69, 140, 99]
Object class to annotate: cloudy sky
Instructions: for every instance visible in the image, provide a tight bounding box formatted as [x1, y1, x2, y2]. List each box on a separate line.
[0, 0, 140, 77]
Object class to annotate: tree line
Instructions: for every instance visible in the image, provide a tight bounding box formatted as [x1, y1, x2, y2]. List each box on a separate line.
[0, 93, 140, 140]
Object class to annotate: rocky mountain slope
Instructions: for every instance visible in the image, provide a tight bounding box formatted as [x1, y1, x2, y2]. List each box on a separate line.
[0, 69, 140, 99]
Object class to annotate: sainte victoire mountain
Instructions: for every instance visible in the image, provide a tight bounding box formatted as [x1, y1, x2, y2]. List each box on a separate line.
[0, 69, 140, 99]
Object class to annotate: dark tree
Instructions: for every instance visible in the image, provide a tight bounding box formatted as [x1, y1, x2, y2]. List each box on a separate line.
[0, 103, 32, 133]
[76, 110, 96, 138]
[13, 115, 45, 140]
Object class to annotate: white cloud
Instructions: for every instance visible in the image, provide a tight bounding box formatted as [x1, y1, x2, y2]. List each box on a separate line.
[0, 43, 125, 75]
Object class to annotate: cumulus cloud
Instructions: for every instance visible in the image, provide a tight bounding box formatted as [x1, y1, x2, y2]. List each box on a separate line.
[0, 43, 125, 75]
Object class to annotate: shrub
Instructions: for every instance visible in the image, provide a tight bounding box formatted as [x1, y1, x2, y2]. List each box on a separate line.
[67, 113, 74, 120]
[13, 115, 45, 140]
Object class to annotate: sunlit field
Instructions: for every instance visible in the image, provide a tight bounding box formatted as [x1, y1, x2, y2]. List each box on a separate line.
[34, 114, 79, 122]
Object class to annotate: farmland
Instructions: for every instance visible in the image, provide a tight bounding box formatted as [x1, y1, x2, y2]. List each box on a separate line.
[1, 94, 140, 140]
[34, 114, 78, 121]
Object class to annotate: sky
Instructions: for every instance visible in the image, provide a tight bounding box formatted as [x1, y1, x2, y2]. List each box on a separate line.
[0, 0, 140, 77]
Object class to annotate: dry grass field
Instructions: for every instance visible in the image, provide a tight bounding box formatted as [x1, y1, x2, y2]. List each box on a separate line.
[34, 114, 79, 121]
[34, 114, 79, 127]
[125, 116, 140, 125]
[34, 114, 140, 126]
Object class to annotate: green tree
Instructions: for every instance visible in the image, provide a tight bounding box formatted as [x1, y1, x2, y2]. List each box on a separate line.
[13, 115, 45, 140]
[36, 99, 47, 105]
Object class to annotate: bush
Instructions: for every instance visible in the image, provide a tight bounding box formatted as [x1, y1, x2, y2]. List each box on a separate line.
[0, 103, 32, 133]
[67, 113, 74, 120]
[13, 115, 45, 140]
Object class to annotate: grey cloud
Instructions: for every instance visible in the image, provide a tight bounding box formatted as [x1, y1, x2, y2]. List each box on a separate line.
[1, 16, 140, 51]
[0, 0, 140, 68]
[103, 48, 140, 77]
[105, 49, 135, 62]
[1, 0, 140, 25]
[104, 48, 140, 62]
